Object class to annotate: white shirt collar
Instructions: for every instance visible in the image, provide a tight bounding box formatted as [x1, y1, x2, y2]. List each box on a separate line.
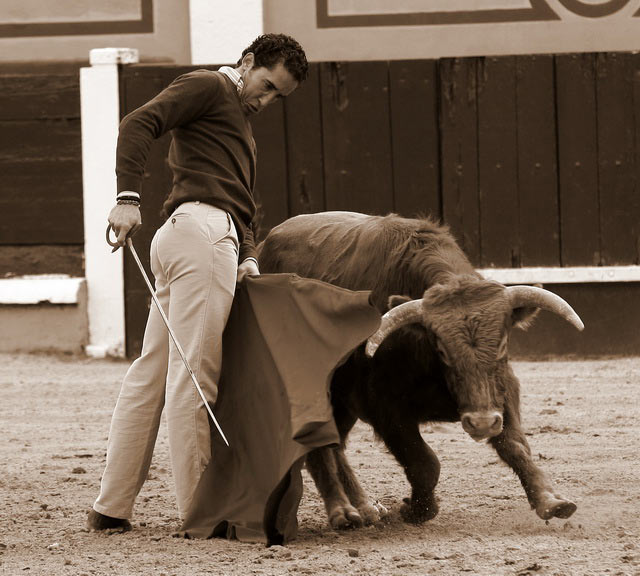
[219, 66, 244, 93]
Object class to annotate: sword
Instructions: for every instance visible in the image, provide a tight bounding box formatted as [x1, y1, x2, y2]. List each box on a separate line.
[106, 225, 230, 447]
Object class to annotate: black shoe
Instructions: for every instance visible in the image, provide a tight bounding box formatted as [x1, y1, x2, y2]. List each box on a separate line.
[87, 509, 132, 532]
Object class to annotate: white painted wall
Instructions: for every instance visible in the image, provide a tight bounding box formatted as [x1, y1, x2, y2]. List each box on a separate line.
[264, 0, 640, 61]
[189, 0, 264, 65]
[0, 2, 190, 64]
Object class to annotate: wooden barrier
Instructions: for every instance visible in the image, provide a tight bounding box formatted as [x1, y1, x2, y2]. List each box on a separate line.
[0, 64, 84, 277]
[117, 54, 640, 356]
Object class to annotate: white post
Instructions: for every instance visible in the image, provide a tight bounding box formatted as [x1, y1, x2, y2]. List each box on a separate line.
[80, 47, 139, 358]
[189, 0, 264, 65]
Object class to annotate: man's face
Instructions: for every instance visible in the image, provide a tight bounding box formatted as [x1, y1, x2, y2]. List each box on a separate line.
[238, 54, 299, 115]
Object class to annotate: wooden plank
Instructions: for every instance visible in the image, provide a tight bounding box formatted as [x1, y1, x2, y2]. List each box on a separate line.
[389, 60, 440, 219]
[121, 68, 174, 254]
[0, 245, 84, 277]
[555, 53, 600, 266]
[284, 63, 325, 217]
[0, 61, 85, 75]
[439, 58, 481, 265]
[320, 61, 394, 215]
[477, 56, 519, 267]
[123, 133, 173, 267]
[120, 65, 214, 113]
[125, 287, 151, 359]
[120, 67, 180, 358]
[596, 53, 639, 265]
[0, 74, 80, 120]
[250, 99, 289, 239]
[635, 63, 640, 265]
[516, 54, 560, 267]
[120, 66, 168, 116]
[0, 119, 82, 244]
[510, 284, 640, 357]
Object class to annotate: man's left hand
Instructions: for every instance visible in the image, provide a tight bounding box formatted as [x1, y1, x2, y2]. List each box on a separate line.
[237, 259, 260, 282]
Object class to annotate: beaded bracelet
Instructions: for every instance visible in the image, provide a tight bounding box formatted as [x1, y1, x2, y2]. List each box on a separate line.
[117, 199, 140, 206]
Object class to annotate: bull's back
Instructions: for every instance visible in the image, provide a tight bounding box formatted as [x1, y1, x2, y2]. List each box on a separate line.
[260, 212, 425, 310]
[259, 210, 476, 310]
[259, 211, 384, 286]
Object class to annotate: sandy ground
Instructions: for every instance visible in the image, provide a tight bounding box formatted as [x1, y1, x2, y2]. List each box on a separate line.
[0, 352, 638, 576]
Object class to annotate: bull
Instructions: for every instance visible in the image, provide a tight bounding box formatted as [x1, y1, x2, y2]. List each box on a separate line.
[258, 211, 583, 530]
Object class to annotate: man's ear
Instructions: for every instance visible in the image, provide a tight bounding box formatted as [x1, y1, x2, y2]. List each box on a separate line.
[240, 52, 255, 73]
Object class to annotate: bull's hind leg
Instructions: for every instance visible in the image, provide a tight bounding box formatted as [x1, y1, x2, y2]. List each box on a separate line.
[333, 447, 388, 524]
[330, 398, 386, 525]
[306, 446, 363, 529]
[490, 405, 576, 521]
[375, 422, 440, 523]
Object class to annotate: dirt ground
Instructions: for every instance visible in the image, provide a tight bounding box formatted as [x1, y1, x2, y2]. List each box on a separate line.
[0, 353, 638, 576]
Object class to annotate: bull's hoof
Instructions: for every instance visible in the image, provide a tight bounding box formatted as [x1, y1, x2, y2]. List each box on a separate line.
[535, 493, 577, 520]
[357, 501, 388, 525]
[400, 496, 439, 524]
[328, 504, 364, 529]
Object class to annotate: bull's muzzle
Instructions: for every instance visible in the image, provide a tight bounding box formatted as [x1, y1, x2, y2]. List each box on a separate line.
[461, 411, 503, 441]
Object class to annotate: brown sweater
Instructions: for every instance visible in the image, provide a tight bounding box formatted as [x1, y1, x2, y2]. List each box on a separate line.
[116, 69, 258, 261]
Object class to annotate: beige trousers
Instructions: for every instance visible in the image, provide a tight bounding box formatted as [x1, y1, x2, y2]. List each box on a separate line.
[94, 202, 239, 520]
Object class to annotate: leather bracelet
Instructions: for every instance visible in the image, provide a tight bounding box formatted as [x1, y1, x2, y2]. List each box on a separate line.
[117, 191, 140, 200]
[117, 199, 140, 206]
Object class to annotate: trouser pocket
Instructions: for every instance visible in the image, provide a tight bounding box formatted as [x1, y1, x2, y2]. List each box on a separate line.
[205, 209, 237, 249]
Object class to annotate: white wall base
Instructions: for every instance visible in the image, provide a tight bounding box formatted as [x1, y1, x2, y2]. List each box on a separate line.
[479, 265, 640, 285]
[0, 275, 85, 305]
[85, 345, 109, 358]
[0, 278, 88, 354]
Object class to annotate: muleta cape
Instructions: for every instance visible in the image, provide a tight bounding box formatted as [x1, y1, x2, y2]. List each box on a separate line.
[178, 273, 380, 543]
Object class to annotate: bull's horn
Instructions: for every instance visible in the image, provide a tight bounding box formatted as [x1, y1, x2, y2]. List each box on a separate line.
[506, 285, 584, 331]
[365, 299, 423, 357]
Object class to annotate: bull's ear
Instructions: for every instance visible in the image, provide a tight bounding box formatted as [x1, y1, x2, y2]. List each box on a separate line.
[387, 294, 412, 310]
[511, 306, 540, 330]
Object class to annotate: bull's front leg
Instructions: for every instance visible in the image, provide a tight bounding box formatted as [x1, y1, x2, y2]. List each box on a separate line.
[489, 400, 576, 521]
[306, 446, 364, 529]
[374, 421, 440, 523]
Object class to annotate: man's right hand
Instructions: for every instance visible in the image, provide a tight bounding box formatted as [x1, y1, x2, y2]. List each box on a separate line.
[108, 204, 142, 248]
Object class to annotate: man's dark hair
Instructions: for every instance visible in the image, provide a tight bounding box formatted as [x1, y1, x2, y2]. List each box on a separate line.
[238, 33, 308, 83]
